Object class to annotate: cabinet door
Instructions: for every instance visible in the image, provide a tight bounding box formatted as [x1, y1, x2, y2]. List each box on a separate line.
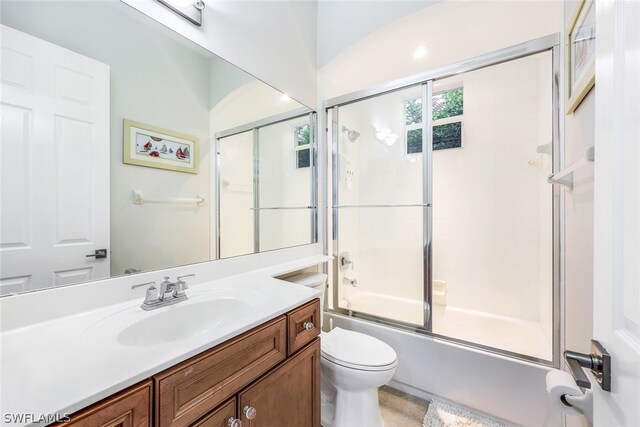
[155, 317, 286, 427]
[190, 398, 237, 427]
[52, 381, 151, 427]
[238, 338, 320, 427]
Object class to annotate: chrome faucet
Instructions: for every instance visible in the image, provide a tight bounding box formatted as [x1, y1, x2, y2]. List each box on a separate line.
[131, 274, 195, 311]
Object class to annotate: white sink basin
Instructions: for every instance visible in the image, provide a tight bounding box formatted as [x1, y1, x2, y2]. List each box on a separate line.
[117, 297, 250, 346]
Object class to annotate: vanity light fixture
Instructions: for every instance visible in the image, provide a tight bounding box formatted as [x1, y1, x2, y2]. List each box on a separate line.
[157, 0, 205, 26]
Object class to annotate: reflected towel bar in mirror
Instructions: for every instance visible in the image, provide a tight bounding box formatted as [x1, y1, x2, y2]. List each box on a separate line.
[132, 190, 205, 206]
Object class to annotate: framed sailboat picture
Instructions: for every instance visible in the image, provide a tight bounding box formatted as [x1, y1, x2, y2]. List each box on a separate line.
[565, 0, 595, 114]
[123, 119, 199, 174]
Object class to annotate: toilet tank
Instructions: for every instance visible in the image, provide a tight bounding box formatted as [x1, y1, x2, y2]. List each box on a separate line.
[285, 272, 328, 327]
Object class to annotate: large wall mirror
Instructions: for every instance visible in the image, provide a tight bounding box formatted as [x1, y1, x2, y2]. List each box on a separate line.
[0, 0, 317, 296]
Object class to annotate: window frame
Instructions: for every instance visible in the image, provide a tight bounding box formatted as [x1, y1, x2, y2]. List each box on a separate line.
[404, 86, 464, 155]
[294, 124, 311, 169]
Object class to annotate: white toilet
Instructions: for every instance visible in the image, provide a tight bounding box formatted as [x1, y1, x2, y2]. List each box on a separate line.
[287, 273, 398, 427]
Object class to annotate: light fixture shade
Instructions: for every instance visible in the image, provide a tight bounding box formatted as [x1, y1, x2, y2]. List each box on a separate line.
[157, 0, 204, 26]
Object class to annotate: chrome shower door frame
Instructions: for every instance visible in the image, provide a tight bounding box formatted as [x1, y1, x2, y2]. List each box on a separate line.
[327, 33, 562, 367]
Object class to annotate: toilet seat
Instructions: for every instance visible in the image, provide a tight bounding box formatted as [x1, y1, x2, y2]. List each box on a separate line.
[321, 327, 397, 371]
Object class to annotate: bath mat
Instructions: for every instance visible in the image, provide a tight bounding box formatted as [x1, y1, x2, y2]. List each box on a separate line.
[423, 399, 511, 427]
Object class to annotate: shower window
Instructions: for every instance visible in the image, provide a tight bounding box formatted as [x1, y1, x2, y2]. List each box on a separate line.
[295, 125, 311, 169]
[404, 87, 464, 155]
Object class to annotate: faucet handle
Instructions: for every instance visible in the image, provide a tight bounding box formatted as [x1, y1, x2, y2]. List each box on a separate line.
[173, 274, 194, 298]
[131, 281, 159, 306]
[131, 281, 155, 290]
[176, 274, 195, 283]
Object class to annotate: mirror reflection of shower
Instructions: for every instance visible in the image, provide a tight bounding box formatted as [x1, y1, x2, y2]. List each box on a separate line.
[342, 126, 361, 142]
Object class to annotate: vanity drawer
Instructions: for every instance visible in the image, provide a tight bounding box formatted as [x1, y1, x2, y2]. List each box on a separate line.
[51, 380, 152, 427]
[287, 299, 320, 355]
[154, 316, 287, 427]
[190, 398, 236, 427]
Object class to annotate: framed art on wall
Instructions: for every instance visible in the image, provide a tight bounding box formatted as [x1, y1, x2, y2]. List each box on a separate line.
[123, 119, 199, 174]
[566, 0, 595, 114]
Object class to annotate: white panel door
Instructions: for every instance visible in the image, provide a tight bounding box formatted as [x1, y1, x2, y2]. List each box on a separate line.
[0, 25, 110, 294]
[593, 0, 640, 425]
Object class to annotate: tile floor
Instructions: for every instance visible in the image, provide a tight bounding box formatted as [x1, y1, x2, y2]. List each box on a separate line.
[379, 386, 429, 427]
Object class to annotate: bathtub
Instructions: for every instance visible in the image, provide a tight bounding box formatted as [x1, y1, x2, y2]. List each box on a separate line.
[343, 291, 552, 360]
[325, 309, 562, 426]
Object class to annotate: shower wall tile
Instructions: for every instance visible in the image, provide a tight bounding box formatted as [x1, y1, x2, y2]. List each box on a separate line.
[432, 51, 553, 324]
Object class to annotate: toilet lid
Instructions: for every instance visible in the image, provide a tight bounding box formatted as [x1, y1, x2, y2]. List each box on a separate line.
[321, 327, 397, 371]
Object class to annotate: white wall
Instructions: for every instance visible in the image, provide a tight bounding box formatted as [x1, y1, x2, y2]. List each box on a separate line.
[123, 0, 317, 107]
[318, 0, 562, 101]
[562, 2, 595, 427]
[316, 0, 440, 67]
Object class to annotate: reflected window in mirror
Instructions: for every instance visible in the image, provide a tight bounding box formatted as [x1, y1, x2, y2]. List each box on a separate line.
[295, 125, 311, 169]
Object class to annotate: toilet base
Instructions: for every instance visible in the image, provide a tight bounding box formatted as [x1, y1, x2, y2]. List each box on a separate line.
[321, 387, 384, 427]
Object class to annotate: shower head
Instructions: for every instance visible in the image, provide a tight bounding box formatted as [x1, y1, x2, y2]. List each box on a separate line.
[342, 126, 361, 143]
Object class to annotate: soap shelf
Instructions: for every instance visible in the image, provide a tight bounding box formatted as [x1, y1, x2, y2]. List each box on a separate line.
[547, 146, 594, 191]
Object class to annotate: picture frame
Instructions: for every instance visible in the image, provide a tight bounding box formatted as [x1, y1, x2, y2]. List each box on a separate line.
[565, 0, 596, 114]
[123, 119, 199, 174]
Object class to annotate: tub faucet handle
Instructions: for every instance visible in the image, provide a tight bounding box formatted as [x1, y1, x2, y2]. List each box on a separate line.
[342, 277, 357, 287]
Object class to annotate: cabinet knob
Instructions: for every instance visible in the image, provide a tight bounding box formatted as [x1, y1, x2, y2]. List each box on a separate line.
[243, 406, 257, 420]
[228, 418, 242, 427]
[303, 321, 315, 331]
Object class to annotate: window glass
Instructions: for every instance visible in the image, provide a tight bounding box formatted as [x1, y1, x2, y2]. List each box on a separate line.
[433, 122, 462, 150]
[295, 125, 311, 168]
[404, 87, 464, 154]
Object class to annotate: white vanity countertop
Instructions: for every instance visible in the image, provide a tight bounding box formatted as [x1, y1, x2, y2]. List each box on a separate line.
[0, 262, 326, 427]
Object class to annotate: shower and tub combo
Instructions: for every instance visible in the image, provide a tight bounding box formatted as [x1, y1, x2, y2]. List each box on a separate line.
[323, 34, 562, 424]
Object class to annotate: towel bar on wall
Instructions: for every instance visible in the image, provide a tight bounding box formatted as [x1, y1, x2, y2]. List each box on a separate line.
[547, 146, 594, 191]
[132, 190, 205, 206]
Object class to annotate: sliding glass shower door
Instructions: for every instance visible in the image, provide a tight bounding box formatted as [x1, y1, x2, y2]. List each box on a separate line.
[331, 43, 558, 363]
[333, 84, 429, 327]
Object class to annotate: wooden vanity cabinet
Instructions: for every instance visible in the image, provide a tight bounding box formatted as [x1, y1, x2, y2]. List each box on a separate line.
[154, 316, 287, 427]
[189, 398, 237, 427]
[54, 299, 320, 427]
[238, 338, 320, 427]
[51, 380, 152, 427]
